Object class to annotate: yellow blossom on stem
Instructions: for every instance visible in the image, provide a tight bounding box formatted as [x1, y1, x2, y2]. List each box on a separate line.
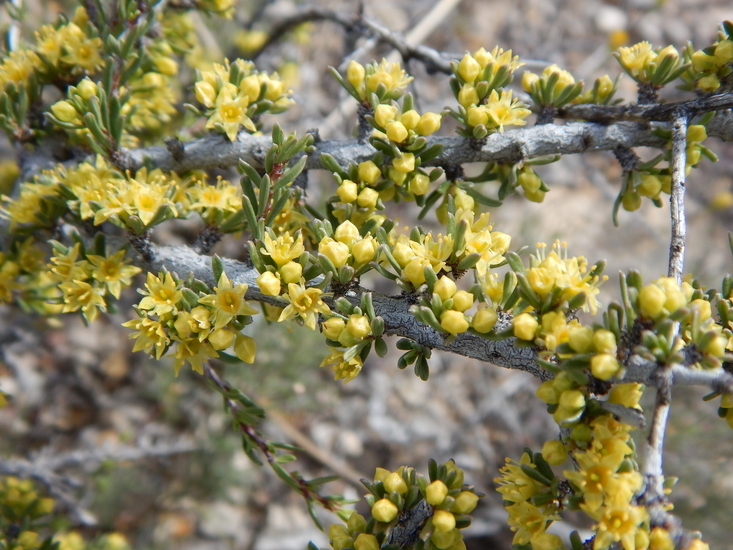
[60, 279, 106, 322]
[87, 250, 141, 299]
[205, 87, 256, 141]
[261, 231, 304, 267]
[138, 271, 183, 316]
[198, 273, 258, 330]
[171, 337, 218, 376]
[483, 89, 530, 132]
[122, 316, 170, 359]
[320, 348, 363, 382]
[278, 283, 330, 330]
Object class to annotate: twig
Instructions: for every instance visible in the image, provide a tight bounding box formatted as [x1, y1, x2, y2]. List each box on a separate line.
[668, 112, 688, 283]
[639, 367, 672, 514]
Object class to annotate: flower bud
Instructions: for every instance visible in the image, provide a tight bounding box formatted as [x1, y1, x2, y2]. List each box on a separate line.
[638, 174, 661, 198]
[434, 276, 457, 301]
[541, 440, 567, 466]
[639, 284, 666, 318]
[452, 491, 479, 514]
[279, 261, 303, 284]
[524, 188, 546, 203]
[466, 106, 488, 127]
[441, 310, 469, 335]
[320, 239, 351, 268]
[322, 317, 346, 340]
[389, 167, 407, 186]
[591, 353, 620, 380]
[531, 534, 564, 550]
[416, 112, 441, 136]
[559, 389, 586, 411]
[432, 510, 456, 533]
[358, 161, 382, 184]
[697, 73, 720, 92]
[154, 56, 178, 76]
[472, 307, 497, 333]
[374, 104, 398, 128]
[400, 110, 420, 130]
[451, 290, 474, 312]
[51, 100, 79, 123]
[392, 242, 416, 267]
[425, 480, 448, 505]
[458, 54, 481, 83]
[347, 60, 366, 89]
[337, 180, 358, 203]
[392, 153, 415, 174]
[453, 189, 474, 211]
[622, 190, 642, 211]
[348, 511, 367, 534]
[518, 170, 542, 193]
[409, 173, 430, 195]
[335, 220, 360, 245]
[346, 314, 371, 339]
[352, 237, 378, 264]
[384, 472, 408, 494]
[195, 81, 217, 108]
[403, 258, 430, 286]
[687, 125, 707, 143]
[372, 498, 398, 523]
[357, 188, 379, 209]
[234, 334, 256, 363]
[430, 529, 457, 550]
[592, 329, 617, 354]
[354, 533, 379, 550]
[240, 75, 261, 103]
[458, 85, 479, 108]
[535, 380, 559, 404]
[329, 524, 350, 541]
[690, 298, 712, 320]
[513, 313, 538, 341]
[77, 78, 98, 100]
[568, 325, 593, 353]
[386, 121, 408, 142]
[521, 71, 539, 92]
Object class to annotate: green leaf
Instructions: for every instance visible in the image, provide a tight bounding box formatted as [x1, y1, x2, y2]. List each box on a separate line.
[211, 255, 225, 284]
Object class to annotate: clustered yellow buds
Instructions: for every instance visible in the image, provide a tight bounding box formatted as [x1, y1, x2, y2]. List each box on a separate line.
[686, 26, 733, 93]
[194, 59, 292, 140]
[343, 59, 413, 102]
[521, 63, 583, 108]
[614, 42, 681, 84]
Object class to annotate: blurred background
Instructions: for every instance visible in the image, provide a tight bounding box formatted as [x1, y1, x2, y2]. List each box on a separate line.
[1, 0, 733, 548]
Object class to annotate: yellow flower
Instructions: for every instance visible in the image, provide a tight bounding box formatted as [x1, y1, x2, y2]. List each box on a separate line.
[138, 271, 183, 316]
[506, 501, 552, 545]
[615, 41, 656, 79]
[593, 498, 648, 550]
[205, 87, 256, 141]
[199, 273, 258, 330]
[87, 249, 141, 299]
[261, 231, 304, 267]
[60, 33, 104, 71]
[121, 316, 168, 359]
[60, 279, 106, 322]
[483, 89, 530, 132]
[366, 59, 413, 94]
[47, 243, 92, 283]
[188, 177, 241, 215]
[320, 348, 363, 382]
[171, 336, 218, 376]
[278, 283, 330, 330]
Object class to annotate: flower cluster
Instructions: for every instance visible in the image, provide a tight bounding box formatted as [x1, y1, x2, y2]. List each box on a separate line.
[494, 450, 563, 547]
[45, 242, 141, 323]
[681, 21, 733, 92]
[614, 42, 684, 87]
[341, 59, 414, 103]
[193, 59, 293, 140]
[521, 63, 584, 109]
[123, 270, 258, 375]
[321, 461, 480, 550]
[448, 47, 528, 138]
